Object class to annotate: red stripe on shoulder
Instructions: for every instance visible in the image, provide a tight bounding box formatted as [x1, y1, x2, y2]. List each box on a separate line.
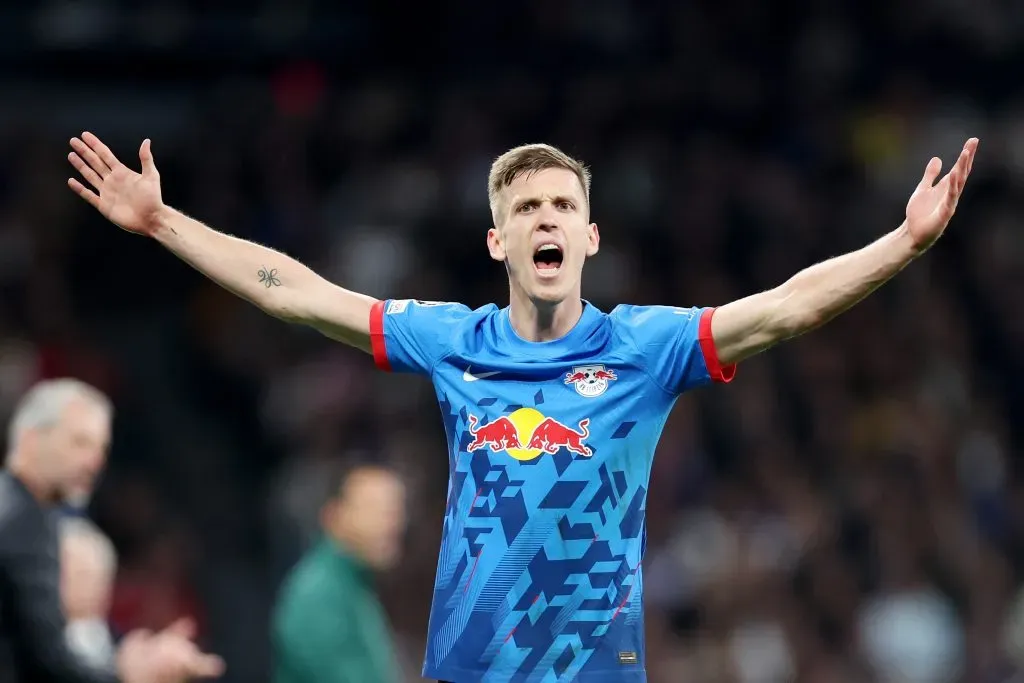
[369, 300, 391, 372]
[698, 307, 736, 383]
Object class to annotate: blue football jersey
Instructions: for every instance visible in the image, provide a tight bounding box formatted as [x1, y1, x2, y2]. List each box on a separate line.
[369, 299, 735, 683]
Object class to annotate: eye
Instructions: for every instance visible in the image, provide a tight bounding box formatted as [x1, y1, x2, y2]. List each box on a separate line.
[557, 201, 574, 211]
[517, 203, 536, 214]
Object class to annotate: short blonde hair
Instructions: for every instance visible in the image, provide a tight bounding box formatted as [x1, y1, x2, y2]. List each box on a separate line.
[487, 144, 591, 224]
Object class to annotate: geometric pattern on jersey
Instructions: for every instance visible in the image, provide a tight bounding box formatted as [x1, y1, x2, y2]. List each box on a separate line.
[369, 299, 735, 683]
[428, 389, 647, 682]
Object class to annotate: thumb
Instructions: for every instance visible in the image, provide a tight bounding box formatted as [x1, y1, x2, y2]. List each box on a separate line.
[121, 628, 153, 646]
[190, 653, 226, 678]
[918, 156, 942, 189]
[163, 617, 196, 640]
[139, 139, 158, 176]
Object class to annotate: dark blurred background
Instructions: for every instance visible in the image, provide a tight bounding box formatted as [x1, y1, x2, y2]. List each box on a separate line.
[1, 0, 1023, 681]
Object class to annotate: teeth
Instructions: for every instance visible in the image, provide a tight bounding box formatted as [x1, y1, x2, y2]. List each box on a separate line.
[537, 244, 559, 253]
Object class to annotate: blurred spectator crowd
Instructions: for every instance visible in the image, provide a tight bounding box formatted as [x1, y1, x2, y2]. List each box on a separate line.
[2, 0, 1024, 681]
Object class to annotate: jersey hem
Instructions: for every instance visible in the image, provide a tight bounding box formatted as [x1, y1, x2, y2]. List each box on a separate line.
[698, 307, 737, 383]
[369, 300, 391, 371]
[424, 664, 647, 682]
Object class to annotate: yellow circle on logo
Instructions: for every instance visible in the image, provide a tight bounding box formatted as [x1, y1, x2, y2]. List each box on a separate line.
[505, 407, 545, 461]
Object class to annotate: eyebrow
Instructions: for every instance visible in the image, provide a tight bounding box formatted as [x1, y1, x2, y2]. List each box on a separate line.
[515, 195, 578, 208]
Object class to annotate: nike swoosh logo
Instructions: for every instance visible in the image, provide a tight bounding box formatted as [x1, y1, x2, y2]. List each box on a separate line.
[463, 367, 500, 382]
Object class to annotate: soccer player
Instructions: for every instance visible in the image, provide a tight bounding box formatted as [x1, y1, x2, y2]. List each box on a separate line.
[67, 133, 977, 683]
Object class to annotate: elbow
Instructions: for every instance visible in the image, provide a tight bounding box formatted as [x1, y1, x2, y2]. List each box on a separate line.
[255, 288, 307, 324]
[267, 305, 306, 325]
[777, 307, 825, 339]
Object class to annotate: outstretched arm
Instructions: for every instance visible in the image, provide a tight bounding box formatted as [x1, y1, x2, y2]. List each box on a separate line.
[710, 137, 978, 366]
[149, 208, 376, 350]
[67, 133, 375, 352]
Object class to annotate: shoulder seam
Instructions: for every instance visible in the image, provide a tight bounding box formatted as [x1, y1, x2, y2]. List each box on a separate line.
[611, 308, 678, 398]
[428, 304, 472, 378]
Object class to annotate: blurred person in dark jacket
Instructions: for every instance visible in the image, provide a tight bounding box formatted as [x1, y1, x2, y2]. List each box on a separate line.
[0, 378, 224, 683]
[272, 462, 406, 683]
[59, 517, 118, 671]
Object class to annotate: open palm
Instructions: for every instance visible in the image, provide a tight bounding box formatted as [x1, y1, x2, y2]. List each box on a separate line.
[117, 618, 224, 683]
[67, 132, 164, 235]
[904, 137, 978, 252]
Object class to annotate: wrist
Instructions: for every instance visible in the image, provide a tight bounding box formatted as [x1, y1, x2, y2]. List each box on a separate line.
[895, 221, 928, 259]
[149, 205, 178, 244]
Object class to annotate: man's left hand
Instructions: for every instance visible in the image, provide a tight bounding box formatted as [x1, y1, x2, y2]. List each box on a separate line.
[904, 137, 979, 253]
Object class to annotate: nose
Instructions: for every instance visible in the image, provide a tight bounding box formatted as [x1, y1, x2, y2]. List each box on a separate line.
[534, 207, 560, 231]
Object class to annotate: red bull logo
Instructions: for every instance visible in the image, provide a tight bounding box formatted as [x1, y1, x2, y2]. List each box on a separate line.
[467, 407, 592, 460]
[466, 415, 522, 452]
[564, 364, 617, 398]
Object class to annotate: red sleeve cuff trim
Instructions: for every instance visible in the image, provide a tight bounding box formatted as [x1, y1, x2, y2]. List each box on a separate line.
[698, 307, 736, 384]
[369, 300, 391, 372]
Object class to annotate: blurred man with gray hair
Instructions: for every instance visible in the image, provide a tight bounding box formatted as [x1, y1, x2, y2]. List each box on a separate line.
[0, 377, 224, 683]
[60, 516, 118, 670]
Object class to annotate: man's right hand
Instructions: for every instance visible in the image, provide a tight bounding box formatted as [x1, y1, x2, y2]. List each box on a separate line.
[65, 130, 377, 352]
[116, 618, 225, 683]
[68, 132, 165, 237]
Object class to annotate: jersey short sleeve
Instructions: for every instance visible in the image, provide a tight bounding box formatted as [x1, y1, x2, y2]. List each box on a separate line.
[369, 299, 471, 375]
[614, 305, 736, 394]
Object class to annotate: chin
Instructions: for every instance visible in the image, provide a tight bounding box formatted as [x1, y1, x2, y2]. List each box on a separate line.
[373, 550, 401, 571]
[527, 271, 577, 305]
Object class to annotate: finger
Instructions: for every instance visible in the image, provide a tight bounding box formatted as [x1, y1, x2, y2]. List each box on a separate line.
[122, 628, 153, 643]
[919, 157, 942, 189]
[70, 137, 111, 178]
[139, 139, 159, 177]
[950, 147, 972, 195]
[942, 169, 960, 215]
[189, 653, 226, 678]
[164, 617, 197, 640]
[965, 137, 978, 175]
[960, 139, 978, 188]
[82, 131, 121, 170]
[67, 178, 101, 210]
[68, 152, 104, 190]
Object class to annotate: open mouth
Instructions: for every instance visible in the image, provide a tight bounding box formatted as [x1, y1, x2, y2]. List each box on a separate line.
[533, 244, 564, 277]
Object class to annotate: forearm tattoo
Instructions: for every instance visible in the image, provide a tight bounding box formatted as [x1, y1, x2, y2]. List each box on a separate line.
[258, 266, 282, 287]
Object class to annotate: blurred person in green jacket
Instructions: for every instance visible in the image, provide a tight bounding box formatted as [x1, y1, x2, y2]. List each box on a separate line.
[272, 461, 407, 683]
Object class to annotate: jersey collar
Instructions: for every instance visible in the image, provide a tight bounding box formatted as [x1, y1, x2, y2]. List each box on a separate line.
[498, 300, 605, 359]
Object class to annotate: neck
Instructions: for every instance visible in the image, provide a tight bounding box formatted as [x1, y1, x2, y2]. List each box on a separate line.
[508, 287, 584, 342]
[6, 458, 54, 504]
[327, 532, 371, 568]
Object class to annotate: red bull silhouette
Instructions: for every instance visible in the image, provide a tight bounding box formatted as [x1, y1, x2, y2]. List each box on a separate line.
[467, 415, 523, 452]
[527, 418, 592, 457]
[564, 366, 618, 398]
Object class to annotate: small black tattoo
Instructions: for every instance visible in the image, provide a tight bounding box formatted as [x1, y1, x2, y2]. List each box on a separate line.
[258, 266, 281, 288]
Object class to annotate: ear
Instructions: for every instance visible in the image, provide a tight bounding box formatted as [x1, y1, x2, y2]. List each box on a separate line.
[16, 428, 39, 460]
[585, 223, 600, 257]
[487, 227, 506, 262]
